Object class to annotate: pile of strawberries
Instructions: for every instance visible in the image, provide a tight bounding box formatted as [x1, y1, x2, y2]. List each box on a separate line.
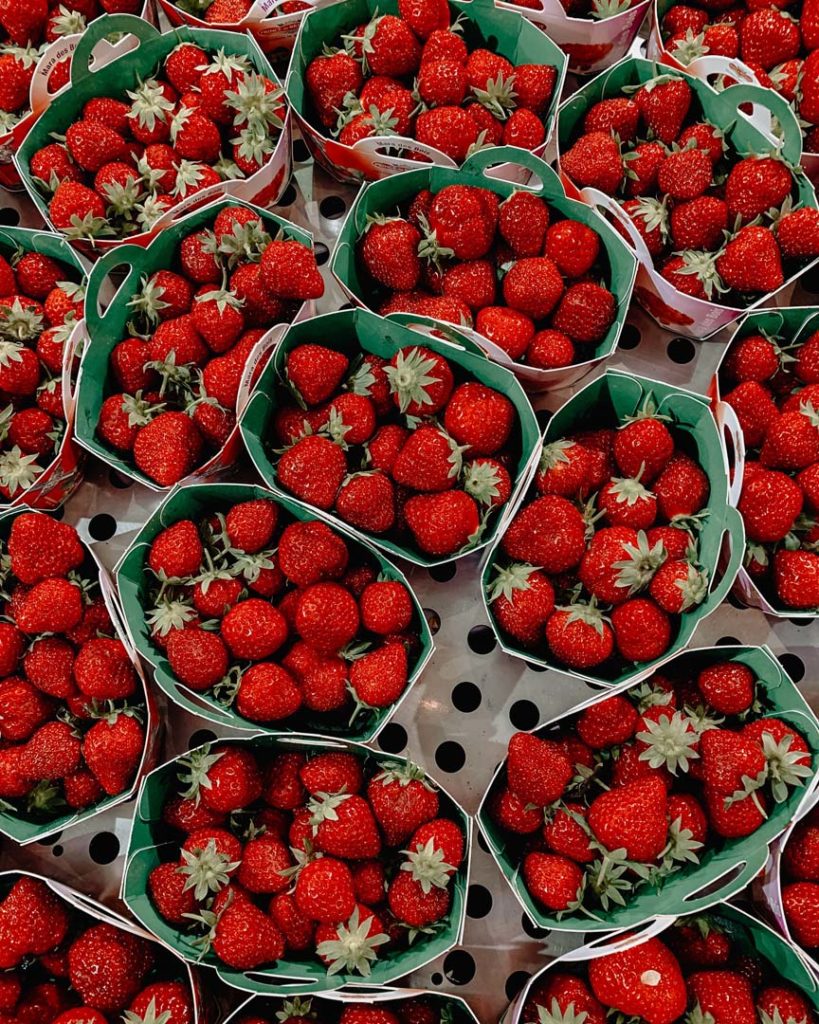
[353, 183, 619, 371]
[487, 396, 711, 674]
[147, 742, 465, 975]
[721, 325, 819, 611]
[143, 495, 422, 729]
[560, 72, 819, 302]
[489, 659, 812, 918]
[0, 0, 142, 133]
[519, 911, 817, 1023]
[28, 42, 285, 241]
[0, 873, 195, 1024]
[0, 513, 147, 823]
[237, 995, 462, 1024]
[303, 0, 558, 162]
[93, 204, 323, 487]
[0, 245, 80, 501]
[272, 337, 520, 557]
[779, 801, 819, 955]
[167, 0, 310, 24]
[658, 0, 819, 160]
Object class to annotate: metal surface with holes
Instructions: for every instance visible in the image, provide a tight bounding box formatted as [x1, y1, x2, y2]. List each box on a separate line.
[2, 107, 819, 1024]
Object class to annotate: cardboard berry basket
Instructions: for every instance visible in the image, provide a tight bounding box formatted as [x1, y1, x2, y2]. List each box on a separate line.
[557, 56, 819, 340]
[478, 644, 819, 934]
[0, 506, 157, 845]
[501, 903, 819, 1023]
[225, 988, 480, 1024]
[496, 0, 650, 76]
[0, 869, 204, 1019]
[72, 196, 318, 493]
[481, 368, 746, 687]
[284, 0, 568, 184]
[645, 1, 819, 184]
[760, 787, 819, 978]
[709, 306, 819, 623]
[157, 0, 328, 57]
[239, 306, 541, 568]
[0, 4, 154, 192]
[331, 147, 638, 391]
[113, 480, 434, 740]
[14, 14, 293, 255]
[121, 734, 471, 995]
[0, 226, 87, 512]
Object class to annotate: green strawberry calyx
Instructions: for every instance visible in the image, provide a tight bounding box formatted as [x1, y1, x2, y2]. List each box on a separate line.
[315, 905, 390, 976]
[400, 836, 455, 894]
[178, 837, 241, 901]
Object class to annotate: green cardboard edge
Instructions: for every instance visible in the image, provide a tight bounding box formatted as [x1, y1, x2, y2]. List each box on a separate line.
[15, 16, 278, 234]
[478, 644, 819, 932]
[226, 990, 480, 1024]
[330, 146, 638, 371]
[558, 57, 815, 205]
[238, 306, 541, 568]
[0, 507, 144, 843]
[481, 368, 745, 686]
[285, 0, 568, 153]
[114, 480, 434, 740]
[72, 196, 313, 490]
[122, 734, 470, 995]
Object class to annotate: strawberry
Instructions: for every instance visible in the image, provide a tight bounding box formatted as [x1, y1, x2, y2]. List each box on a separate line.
[657, 147, 712, 200]
[181, 744, 262, 813]
[534, 975, 606, 1024]
[498, 191, 549, 256]
[74, 638, 137, 700]
[502, 108, 545, 149]
[552, 282, 615, 343]
[698, 661, 755, 714]
[561, 131, 624, 194]
[488, 564, 555, 646]
[149, 519, 202, 580]
[583, 97, 640, 140]
[397, 0, 449, 36]
[427, 185, 498, 260]
[717, 225, 784, 293]
[526, 329, 574, 369]
[653, 452, 709, 519]
[611, 597, 671, 662]
[739, 8, 800, 69]
[82, 708, 144, 795]
[8, 512, 83, 584]
[441, 259, 496, 310]
[277, 435, 347, 510]
[295, 582, 359, 654]
[670, 195, 727, 251]
[502, 494, 586, 572]
[761, 403, 819, 469]
[588, 776, 669, 859]
[133, 411, 203, 486]
[725, 155, 792, 222]
[506, 731, 572, 806]
[259, 241, 324, 301]
[490, 786, 542, 833]
[17, 577, 83, 634]
[286, 344, 350, 407]
[278, 520, 349, 585]
[361, 218, 421, 291]
[758, 987, 815, 1024]
[545, 602, 614, 668]
[475, 306, 535, 359]
[634, 75, 692, 143]
[688, 971, 756, 1024]
[623, 140, 667, 197]
[577, 693, 639, 748]
[367, 761, 438, 846]
[414, 106, 479, 161]
[774, 549, 819, 608]
[522, 852, 583, 911]
[545, 220, 601, 279]
[502, 257, 563, 319]
[417, 59, 467, 107]
[777, 207, 819, 258]
[724, 382, 780, 447]
[599, 473, 657, 529]
[221, 598, 287, 659]
[587, 937, 687, 1024]
[349, 640, 408, 708]
[783, 882, 819, 946]
[359, 581, 413, 635]
[0, 0, 47, 46]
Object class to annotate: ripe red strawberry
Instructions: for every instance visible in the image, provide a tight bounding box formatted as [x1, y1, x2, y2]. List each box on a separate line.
[221, 598, 287, 659]
[774, 549, 819, 608]
[634, 75, 692, 143]
[82, 709, 144, 795]
[545, 220, 601, 279]
[561, 131, 623, 194]
[133, 411, 203, 486]
[502, 494, 586, 572]
[361, 217, 421, 291]
[414, 106, 479, 161]
[506, 731, 572, 806]
[588, 776, 669, 860]
[783, 881, 819, 946]
[211, 897, 284, 970]
[427, 185, 498, 260]
[498, 191, 549, 256]
[349, 640, 408, 708]
[623, 140, 666, 197]
[611, 597, 671, 663]
[148, 863, 198, 926]
[535, 974, 606, 1024]
[398, 0, 448, 36]
[277, 434, 346, 509]
[777, 207, 819, 259]
[488, 564, 555, 646]
[8, 512, 83, 584]
[259, 240, 324, 301]
[583, 97, 640, 140]
[545, 603, 614, 668]
[475, 306, 535, 359]
[577, 694, 639, 748]
[523, 852, 583, 911]
[552, 282, 615, 343]
[688, 970, 756, 1024]
[587, 938, 687, 1023]
[366, 761, 438, 846]
[717, 225, 784, 293]
[726, 156, 792, 222]
[739, 8, 800, 69]
[149, 519, 202, 580]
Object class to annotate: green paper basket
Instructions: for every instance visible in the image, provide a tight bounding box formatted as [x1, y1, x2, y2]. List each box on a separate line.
[481, 368, 745, 687]
[239, 306, 541, 568]
[478, 644, 819, 933]
[15, 15, 292, 253]
[74, 195, 317, 492]
[502, 902, 819, 1023]
[556, 56, 819, 340]
[0, 507, 157, 845]
[284, 0, 567, 184]
[712, 306, 819, 622]
[122, 734, 471, 996]
[114, 481, 434, 741]
[0, 226, 87, 511]
[330, 146, 638, 391]
[225, 989, 480, 1024]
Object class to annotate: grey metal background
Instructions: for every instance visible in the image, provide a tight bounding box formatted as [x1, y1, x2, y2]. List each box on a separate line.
[0, 59, 817, 1024]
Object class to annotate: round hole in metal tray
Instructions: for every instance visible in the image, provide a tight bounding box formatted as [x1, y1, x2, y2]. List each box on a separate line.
[292, 139, 310, 162]
[430, 973, 443, 986]
[667, 337, 696, 365]
[779, 652, 806, 682]
[424, 607, 441, 635]
[38, 831, 62, 847]
[522, 913, 550, 940]
[0, 208, 20, 226]
[435, 740, 466, 773]
[189, 728, 218, 748]
[88, 513, 116, 542]
[429, 562, 457, 583]
[509, 699, 539, 731]
[467, 625, 496, 655]
[89, 831, 120, 865]
[716, 635, 740, 647]
[319, 195, 346, 220]
[452, 681, 481, 712]
[467, 883, 493, 919]
[314, 242, 329, 266]
[444, 949, 476, 986]
[619, 323, 640, 350]
[108, 468, 134, 489]
[505, 971, 531, 1002]
[279, 183, 298, 207]
[377, 722, 408, 754]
